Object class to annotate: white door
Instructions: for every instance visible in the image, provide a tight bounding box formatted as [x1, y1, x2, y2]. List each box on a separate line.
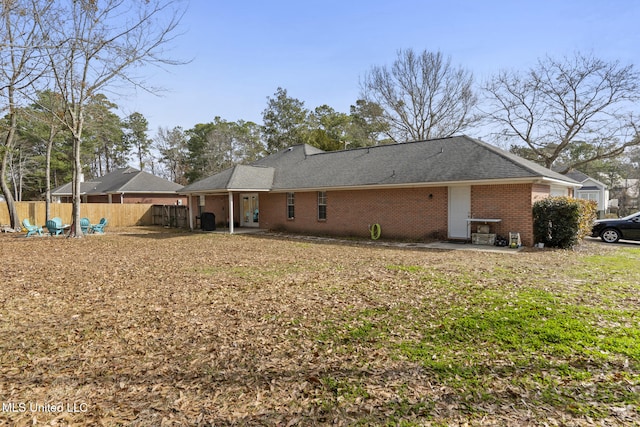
[448, 186, 471, 239]
[241, 193, 259, 227]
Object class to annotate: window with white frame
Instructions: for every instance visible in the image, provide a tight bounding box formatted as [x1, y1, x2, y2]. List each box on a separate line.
[286, 192, 295, 219]
[578, 192, 599, 202]
[318, 191, 327, 220]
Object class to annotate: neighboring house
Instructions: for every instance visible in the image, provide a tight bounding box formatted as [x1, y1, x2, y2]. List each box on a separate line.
[563, 170, 609, 218]
[180, 136, 580, 246]
[609, 178, 639, 216]
[52, 167, 186, 205]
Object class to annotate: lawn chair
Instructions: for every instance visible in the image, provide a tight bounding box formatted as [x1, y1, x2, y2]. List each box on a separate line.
[80, 217, 91, 234]
[22, 219, 43, 237]
[90, 217, 108, 234]
[46, 217, 65, 236]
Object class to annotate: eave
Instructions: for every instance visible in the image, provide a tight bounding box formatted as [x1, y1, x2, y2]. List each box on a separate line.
[178, 176, 579, 195]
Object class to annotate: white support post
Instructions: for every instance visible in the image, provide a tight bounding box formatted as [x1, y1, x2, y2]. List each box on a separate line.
[188, 194, 193, 230]
[228, 192, 234, 234]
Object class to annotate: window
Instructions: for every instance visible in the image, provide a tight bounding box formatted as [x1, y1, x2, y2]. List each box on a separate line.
[578, 192, 599, 202]
[286, 192, 295, 219]
[318, 191, 327, 220]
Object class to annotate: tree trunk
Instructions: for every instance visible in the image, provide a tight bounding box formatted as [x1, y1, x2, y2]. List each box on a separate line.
[1, 107, 20, 230]
[1, 148, 19, 230]
[45, 132, 53, 223]
[71, 134, 83, 237]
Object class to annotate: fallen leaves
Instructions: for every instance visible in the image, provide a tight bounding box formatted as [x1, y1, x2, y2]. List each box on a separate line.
[0, 229, 638, 426]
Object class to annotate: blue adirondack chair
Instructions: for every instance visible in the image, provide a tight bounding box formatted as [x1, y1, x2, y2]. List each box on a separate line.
[90, 217, 108, 234]
[22, 219, 43, 237]
[46, 217, 65, 236]
[80, 217, 91, 234]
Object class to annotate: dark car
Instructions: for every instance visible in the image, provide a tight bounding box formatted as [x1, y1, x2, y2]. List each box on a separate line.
[591, 211, 640, 243]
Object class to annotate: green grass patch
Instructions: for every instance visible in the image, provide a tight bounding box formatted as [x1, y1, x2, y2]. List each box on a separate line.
[395, 286, 640, 417]
[318, 307, 393, 347]
[321, 376, 371, 401]
[402, 288, 640, 366]
[309, 246, 640, 420]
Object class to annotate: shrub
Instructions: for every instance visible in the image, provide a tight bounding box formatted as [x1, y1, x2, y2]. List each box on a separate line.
[532, 197, 597, 249]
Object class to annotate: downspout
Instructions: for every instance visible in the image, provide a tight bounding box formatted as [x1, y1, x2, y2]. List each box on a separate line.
[228, 191, 234, 234]
[121, 192, 124, 204]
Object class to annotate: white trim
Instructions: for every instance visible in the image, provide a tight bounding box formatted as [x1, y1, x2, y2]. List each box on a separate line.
[448, 186, 471, 239]
[179, 188, 270, 195]
[265, 178, 579, 193]
[240, 193, 260, 228]
[228, 192, 234, 234]
[188, 195, 194, 230]
[179, 177, 579, 196]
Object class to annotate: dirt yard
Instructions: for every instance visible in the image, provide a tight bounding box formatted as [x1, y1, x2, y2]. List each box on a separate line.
[0, 228, 638, 426]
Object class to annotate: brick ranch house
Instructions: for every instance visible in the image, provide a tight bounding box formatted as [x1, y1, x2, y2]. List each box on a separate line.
[52, 167, 186, 205]
[180, 136, 580, 246]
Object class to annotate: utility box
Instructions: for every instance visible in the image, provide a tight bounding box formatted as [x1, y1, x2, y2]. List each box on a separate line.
[472, 233, 496, 245]
[201, 212, 216, 231]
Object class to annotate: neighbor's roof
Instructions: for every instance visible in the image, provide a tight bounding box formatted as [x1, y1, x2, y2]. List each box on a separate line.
[52, 167, 183, 196]
[564, 170, 591, 183]
[181, 135, 579, 194]
[563, 169, 608, 189]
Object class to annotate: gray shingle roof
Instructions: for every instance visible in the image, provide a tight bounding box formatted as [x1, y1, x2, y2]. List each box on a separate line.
[52, 167, 183, 196]
[50, 181, 96, 195]
[180, 135, 578, 193]
[180, 165, 275, 193]
[563, 170, 590, 183]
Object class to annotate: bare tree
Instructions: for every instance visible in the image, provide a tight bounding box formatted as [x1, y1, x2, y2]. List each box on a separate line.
[27, 90, 67, 222]
[483, 52, 640, 172]
[360, 49, 479, 143]
[0, 0, 51, 230]
[41, 0, 186, 236]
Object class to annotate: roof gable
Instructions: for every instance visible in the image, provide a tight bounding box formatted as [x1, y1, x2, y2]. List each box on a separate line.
[180, 165, 275, 193]
[564, 170, 607, 189]
[52, 167, 183, 196]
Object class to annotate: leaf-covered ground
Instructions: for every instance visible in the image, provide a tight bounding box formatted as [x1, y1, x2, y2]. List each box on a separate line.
[0, 228, 638, 426]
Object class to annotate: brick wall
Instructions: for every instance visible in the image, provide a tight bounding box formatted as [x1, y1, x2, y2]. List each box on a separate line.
[192, 194, 238, 227]
[470, 184, 545, 246]
[260, 183, 547, 245]
[190, 183, 550, 245]
[260, 187, 449, 240]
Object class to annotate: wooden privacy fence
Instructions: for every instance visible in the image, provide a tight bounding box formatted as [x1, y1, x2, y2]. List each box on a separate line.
[151, 205, 189, 228]
[0, 202, 154, 228]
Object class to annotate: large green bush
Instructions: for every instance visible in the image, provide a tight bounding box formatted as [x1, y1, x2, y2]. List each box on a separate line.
[532, 197, 597, 249]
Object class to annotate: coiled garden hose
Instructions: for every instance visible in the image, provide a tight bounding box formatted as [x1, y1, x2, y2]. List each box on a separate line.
[369, 223, 381, 240]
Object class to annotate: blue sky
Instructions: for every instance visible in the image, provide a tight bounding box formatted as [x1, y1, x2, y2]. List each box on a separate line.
[122, 0, 640, 135]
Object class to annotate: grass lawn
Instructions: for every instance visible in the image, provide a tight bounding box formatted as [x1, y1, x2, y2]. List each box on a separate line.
[0, 228, 638, 426]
